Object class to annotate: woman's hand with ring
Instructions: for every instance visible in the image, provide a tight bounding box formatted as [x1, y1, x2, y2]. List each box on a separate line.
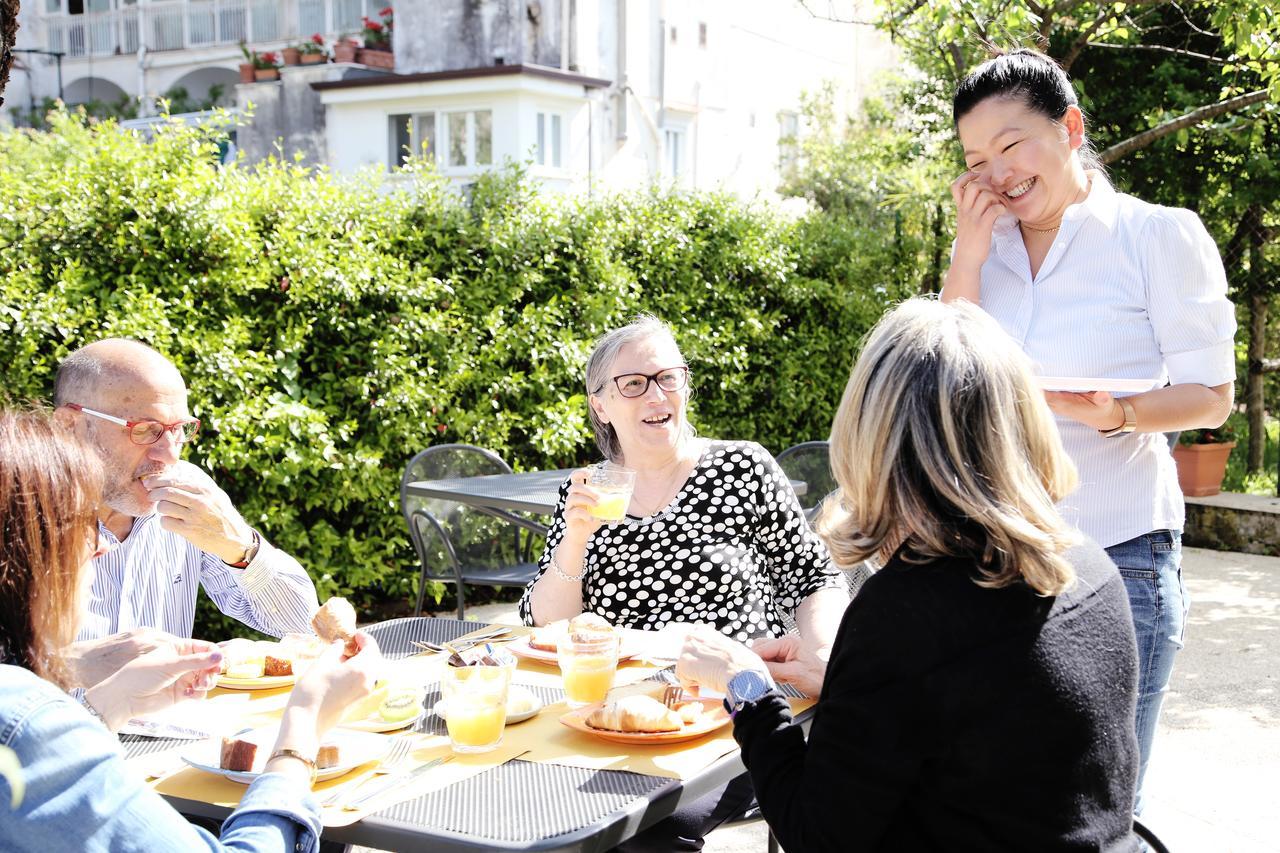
[950, 171, 1007, 274]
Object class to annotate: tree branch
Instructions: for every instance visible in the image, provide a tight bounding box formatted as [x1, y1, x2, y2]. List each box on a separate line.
[1083, 41, 1229, 64]
[1061, 7, 1119, 70]
[1099, 89, 1272, 164]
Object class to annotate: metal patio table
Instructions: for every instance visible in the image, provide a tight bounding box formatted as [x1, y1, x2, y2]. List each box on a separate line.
[404, 468, 808, 526]
[123, 617, 812, 852]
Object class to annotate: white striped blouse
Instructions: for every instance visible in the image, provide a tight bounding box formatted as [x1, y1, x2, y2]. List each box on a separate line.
[77, 512, 320, 642]
[977, 174, 1237, 548]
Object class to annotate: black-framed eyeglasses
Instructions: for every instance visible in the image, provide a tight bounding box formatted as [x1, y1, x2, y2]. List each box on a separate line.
[597, 366, 690, 398]
[63, 403, 201, 447]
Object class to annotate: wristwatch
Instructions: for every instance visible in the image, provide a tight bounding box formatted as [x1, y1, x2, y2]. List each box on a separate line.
[225, 529, 261, 569]
[1099, 397, 1137, 438]
[723, 669, 775, 718]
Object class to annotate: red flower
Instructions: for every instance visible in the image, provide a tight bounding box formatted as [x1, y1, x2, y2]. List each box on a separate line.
[259, 51, 279, 64]
[436, 424, 447, 434]
[365, 21, 383, 32]
[310, 33, 325, 45]
[379, 7, 394, 17]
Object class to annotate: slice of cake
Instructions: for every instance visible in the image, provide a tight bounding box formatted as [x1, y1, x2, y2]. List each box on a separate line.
[219, 735, 261, 772]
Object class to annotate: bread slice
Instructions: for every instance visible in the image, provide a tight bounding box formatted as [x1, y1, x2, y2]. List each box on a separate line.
[316, 742, 341, 770]
[263, 655, 293, 677]
[219, 736, 260, 772]
[311, 597, 358, 656]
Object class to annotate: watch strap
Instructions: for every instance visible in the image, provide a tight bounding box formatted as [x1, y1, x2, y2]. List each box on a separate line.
[226, 529, 261, 569]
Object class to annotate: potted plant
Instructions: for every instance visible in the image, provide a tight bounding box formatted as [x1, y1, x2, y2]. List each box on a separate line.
[252, 51, 282, 82]
[1172, 424, 1237, 497]
[299, 33, 329, 64]
[357, 7, 395, 68]
[333, 36, 361, 64]
[237, 42, 256, 83]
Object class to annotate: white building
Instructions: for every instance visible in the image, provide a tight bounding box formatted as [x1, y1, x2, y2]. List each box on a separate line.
[9, 1, 896, 199]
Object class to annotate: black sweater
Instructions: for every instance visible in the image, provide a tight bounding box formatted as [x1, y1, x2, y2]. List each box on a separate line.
[734, 541, 1141, 851]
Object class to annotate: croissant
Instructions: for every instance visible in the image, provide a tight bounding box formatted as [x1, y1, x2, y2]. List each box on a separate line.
[311, 597, 358, 656]
[586, 695, 683, 733]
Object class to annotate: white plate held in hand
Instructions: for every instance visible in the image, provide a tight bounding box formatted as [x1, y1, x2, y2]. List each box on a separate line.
[1036, 376, 1152, 394]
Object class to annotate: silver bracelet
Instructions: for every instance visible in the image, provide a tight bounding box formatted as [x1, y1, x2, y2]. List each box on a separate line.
[79, 693, 109, 729]
[551, 548, 585, 582]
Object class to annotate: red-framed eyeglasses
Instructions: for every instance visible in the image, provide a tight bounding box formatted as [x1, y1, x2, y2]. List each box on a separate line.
[63, 403, 201, 447]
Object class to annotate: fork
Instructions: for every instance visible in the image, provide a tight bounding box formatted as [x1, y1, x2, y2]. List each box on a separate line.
[321, 735, 415, 807]
[411, 627, 512, 654]
[661, 684, 685, 709]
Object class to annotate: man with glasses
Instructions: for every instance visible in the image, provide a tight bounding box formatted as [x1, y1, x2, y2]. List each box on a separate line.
[53, 339, 319, 688]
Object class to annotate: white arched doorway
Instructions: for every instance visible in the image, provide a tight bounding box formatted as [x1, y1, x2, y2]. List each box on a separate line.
[164, 67, 239, 112]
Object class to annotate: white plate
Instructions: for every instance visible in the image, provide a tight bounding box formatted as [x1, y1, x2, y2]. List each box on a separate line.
[181, 729, 388, 785]
[433, 686, 544, 726]
[1037, 376, 1152, 394]
[214, 673, 297, 691]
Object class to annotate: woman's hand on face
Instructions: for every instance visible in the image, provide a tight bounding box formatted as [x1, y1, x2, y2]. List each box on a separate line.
[676, 625, 768, 695]
[284, 631, 382, 737]
[950, 171, 1007, 272]
[562, 469, 606, 543]
[1043, 390, 1122, 431]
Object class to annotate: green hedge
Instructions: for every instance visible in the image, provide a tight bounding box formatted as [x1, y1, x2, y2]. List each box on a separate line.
[0, 111, 917, 638]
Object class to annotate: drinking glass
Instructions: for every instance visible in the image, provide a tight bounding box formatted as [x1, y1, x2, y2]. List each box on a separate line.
[440, 662, 513, 753]
[558, 634, 620, 708]
[587, 462, 636, 523]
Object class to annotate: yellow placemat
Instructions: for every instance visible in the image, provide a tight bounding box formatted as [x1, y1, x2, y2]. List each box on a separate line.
[150, 734, 525, 828]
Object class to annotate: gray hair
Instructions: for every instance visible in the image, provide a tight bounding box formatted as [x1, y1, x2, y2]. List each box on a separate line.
[584, 315, 693, 462]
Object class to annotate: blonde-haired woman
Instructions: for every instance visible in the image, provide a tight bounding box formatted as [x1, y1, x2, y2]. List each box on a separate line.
[678, 299, 1141, 851]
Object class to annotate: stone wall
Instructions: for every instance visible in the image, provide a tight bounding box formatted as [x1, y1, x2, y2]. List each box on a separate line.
[1184, 493, 1280, 556]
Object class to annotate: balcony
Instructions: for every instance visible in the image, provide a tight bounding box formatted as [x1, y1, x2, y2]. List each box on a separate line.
[42, 0, 383, 59]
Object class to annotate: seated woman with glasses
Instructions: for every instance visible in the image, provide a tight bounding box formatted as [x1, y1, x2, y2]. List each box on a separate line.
[676, 299, 1141, 851]
[518, 314, 849, 852]
[0, 409, 380, 853]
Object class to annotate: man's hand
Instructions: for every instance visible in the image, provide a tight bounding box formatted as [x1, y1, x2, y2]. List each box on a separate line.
[676, 625, 769, 695]
[750, 634, 830, 698]
[144, 460, 255, 564]
[84, 640, 224, 731]
[67, 628, 171, 688]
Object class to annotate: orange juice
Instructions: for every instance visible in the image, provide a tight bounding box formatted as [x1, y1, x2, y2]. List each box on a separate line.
[445, 699, 506, 749]
[561, 655, 617, 705]
[589, 491, 629, 522]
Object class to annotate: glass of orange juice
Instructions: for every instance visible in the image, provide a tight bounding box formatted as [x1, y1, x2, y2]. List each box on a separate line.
[558, 633, 620, 708]
[440, 662, 513, 753]
[587, 463, 636, 523]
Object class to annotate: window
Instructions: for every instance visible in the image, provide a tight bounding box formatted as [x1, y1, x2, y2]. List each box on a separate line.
[388, 113, 437, 168]
[664, 128, 684, 178]
[536, 111, 563, 168]
[445, 110, 493, 168]
[778, 111, 800, 174]
[669, 25, 677, 44]
[698, 22, 707, 48]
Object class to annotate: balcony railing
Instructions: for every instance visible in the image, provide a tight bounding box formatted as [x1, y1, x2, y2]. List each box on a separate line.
[43, 0, 380, 59]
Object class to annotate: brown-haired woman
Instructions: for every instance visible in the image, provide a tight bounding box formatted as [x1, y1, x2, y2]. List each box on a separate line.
[0, 410, 378, 852]
[678, 299, 1141, 851]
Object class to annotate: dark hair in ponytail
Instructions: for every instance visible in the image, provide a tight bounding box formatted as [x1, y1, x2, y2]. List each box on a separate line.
[953, 48, 1102, 170]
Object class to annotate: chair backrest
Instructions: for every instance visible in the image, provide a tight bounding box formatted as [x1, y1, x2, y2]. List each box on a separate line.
[776, 440, 836, 514]
[399, 444, 524, 584]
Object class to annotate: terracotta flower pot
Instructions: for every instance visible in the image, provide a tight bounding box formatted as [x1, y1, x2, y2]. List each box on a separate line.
[238, 62, 255, 84]
[333, 42, 359, 63]
[253, 67, 280, 82]
[1172, 441, 1235, 497]
[282, 47, 301, 66]
[300, 53, 327, 65]
[357, 48, 395, 69]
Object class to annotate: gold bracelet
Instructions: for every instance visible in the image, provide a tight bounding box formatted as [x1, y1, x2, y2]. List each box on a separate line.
[1099, 397, 1137, 438]
[267, 748, 317, 785]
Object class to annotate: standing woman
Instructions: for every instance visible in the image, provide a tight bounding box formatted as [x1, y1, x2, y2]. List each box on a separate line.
[941, 48, 1236, 808]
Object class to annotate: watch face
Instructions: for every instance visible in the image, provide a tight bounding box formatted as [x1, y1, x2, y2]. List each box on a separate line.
[728, 670, 771, 705]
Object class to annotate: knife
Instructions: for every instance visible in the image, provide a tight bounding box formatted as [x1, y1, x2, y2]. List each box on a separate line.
[341, 756, 452, 810]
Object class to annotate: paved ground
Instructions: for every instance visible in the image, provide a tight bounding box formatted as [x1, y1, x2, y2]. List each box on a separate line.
[416, 546, 1279, 852]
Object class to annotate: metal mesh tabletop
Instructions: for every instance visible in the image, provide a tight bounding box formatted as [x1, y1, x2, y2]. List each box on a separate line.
[126, 618, 763, 852]
[404, 469, 575, 515]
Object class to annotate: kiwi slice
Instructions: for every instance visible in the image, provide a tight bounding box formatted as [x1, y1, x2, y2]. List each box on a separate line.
[379, 692, 421, 722]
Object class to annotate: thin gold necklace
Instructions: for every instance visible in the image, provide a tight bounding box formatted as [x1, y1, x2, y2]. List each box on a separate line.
[1020, 221, 1061, 234]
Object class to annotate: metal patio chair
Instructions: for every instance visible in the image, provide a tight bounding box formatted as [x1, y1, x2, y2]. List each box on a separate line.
[775, 440, 836, 522]
[399, 444, 543, 620]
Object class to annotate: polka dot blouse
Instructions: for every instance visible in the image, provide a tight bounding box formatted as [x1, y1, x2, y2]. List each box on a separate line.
[518, 440, 846, 642]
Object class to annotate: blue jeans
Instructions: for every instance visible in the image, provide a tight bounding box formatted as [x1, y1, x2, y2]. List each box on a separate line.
[1106, 530, 1187, 815]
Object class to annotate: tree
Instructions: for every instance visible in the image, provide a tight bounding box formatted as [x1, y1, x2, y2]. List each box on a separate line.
[1, 0, 18, 110]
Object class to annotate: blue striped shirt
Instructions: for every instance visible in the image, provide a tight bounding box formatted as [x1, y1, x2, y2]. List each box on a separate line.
[77, 512, 319, 642]
[977, 175, 1236, 547]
